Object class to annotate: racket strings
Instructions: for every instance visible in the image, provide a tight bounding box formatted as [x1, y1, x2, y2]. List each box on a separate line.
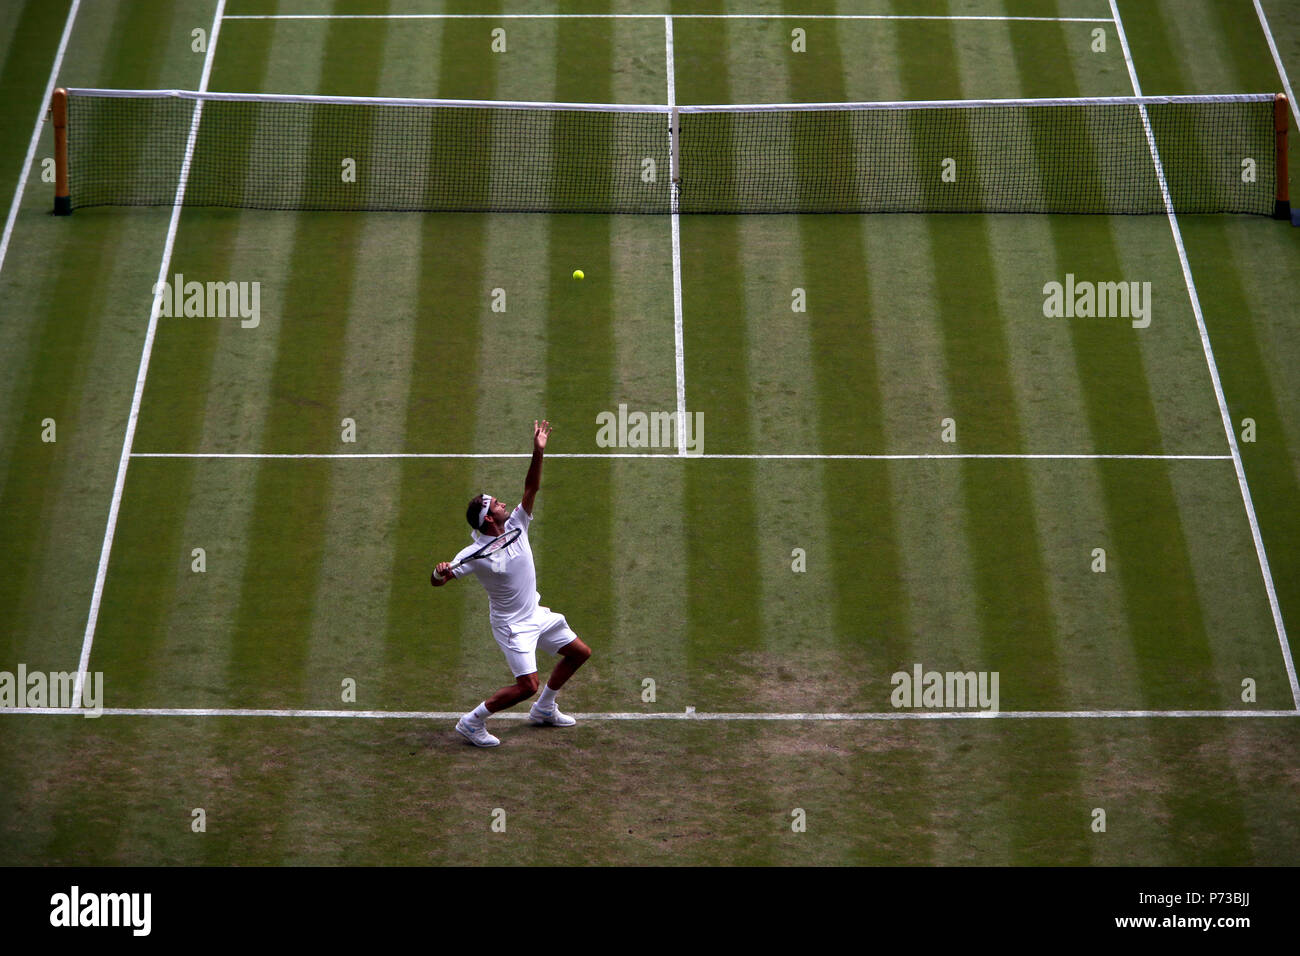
[481, 528, 522, 555]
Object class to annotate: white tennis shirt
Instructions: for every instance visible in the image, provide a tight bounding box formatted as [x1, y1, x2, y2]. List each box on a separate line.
[450, 504, 540, 626]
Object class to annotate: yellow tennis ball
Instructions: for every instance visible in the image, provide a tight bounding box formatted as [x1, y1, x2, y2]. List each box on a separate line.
[573, 269, 584, 280]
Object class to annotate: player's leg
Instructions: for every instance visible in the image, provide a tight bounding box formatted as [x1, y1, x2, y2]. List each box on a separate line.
[545, 638, 592, 693]
[530, 612, 590, 726]
[456, 628, 540, 747]
[484, 672, 540, 712]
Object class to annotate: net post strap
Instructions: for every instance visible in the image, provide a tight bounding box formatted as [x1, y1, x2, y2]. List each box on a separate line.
[670, 106, 680, 184]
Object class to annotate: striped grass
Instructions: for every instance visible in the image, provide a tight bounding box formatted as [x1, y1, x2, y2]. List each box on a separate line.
[8, 715, 1295, 865]
[1, 0, 1297, 866]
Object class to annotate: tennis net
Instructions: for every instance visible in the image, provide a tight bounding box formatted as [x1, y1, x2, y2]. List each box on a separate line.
[53, 88, 1291, 218]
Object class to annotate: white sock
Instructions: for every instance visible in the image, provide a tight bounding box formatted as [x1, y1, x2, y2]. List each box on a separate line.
[470, 703, 490, 723]
[538, 685, 558, 709]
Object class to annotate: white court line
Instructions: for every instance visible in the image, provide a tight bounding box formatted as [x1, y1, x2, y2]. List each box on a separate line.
[223, 14, 1113, 23]
[1109, 0, 1300, 710]
[666, 16, 687, 457]
[129, 452, 1232, 461]
[0, 0, 81, 280]
[72, 0, 228, 709]
[1253, 0, 1299, 131]
[2, 707, 1295, 720]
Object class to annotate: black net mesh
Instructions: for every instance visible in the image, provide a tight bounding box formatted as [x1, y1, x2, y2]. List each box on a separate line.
[65, 92, 1277, 216]
[678, 100, 1275, 214]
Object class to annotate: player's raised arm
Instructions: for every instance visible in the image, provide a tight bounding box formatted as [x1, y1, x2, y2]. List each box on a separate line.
[521, 419, 551, 516]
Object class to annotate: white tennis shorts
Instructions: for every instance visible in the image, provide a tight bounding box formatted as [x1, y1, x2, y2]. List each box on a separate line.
[492, 607, 578, 678]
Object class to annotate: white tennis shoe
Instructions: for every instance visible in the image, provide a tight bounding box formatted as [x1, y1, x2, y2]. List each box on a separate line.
[455, 717, 501, 747]
[528, 703, 576, 727]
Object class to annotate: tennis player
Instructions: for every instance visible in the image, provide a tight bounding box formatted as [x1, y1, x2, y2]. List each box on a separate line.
[431, 420, 592, 747]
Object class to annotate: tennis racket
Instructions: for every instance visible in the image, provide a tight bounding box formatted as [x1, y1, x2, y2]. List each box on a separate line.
[434, 528, 522, 581]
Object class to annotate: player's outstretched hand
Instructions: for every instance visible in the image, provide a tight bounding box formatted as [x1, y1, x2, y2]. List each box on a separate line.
[432, 562, 451, 586]
[534, 419, 553, 451]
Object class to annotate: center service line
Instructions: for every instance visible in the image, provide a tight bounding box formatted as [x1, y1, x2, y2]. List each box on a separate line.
[666, 15, 688, 457]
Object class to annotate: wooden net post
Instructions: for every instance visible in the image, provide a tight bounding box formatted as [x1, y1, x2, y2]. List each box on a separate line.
[1275, 93, 1290, 221]
[53, 87, 70, 215]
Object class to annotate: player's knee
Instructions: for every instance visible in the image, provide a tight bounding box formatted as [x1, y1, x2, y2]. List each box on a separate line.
[569, 641, 591, 663]
[519, 674, 539, 696]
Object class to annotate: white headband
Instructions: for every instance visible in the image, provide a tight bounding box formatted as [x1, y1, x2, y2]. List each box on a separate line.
[478, 494, 492, 529]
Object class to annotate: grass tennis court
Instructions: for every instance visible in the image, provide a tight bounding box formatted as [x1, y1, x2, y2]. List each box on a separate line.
[1, 0, 1299, 866]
